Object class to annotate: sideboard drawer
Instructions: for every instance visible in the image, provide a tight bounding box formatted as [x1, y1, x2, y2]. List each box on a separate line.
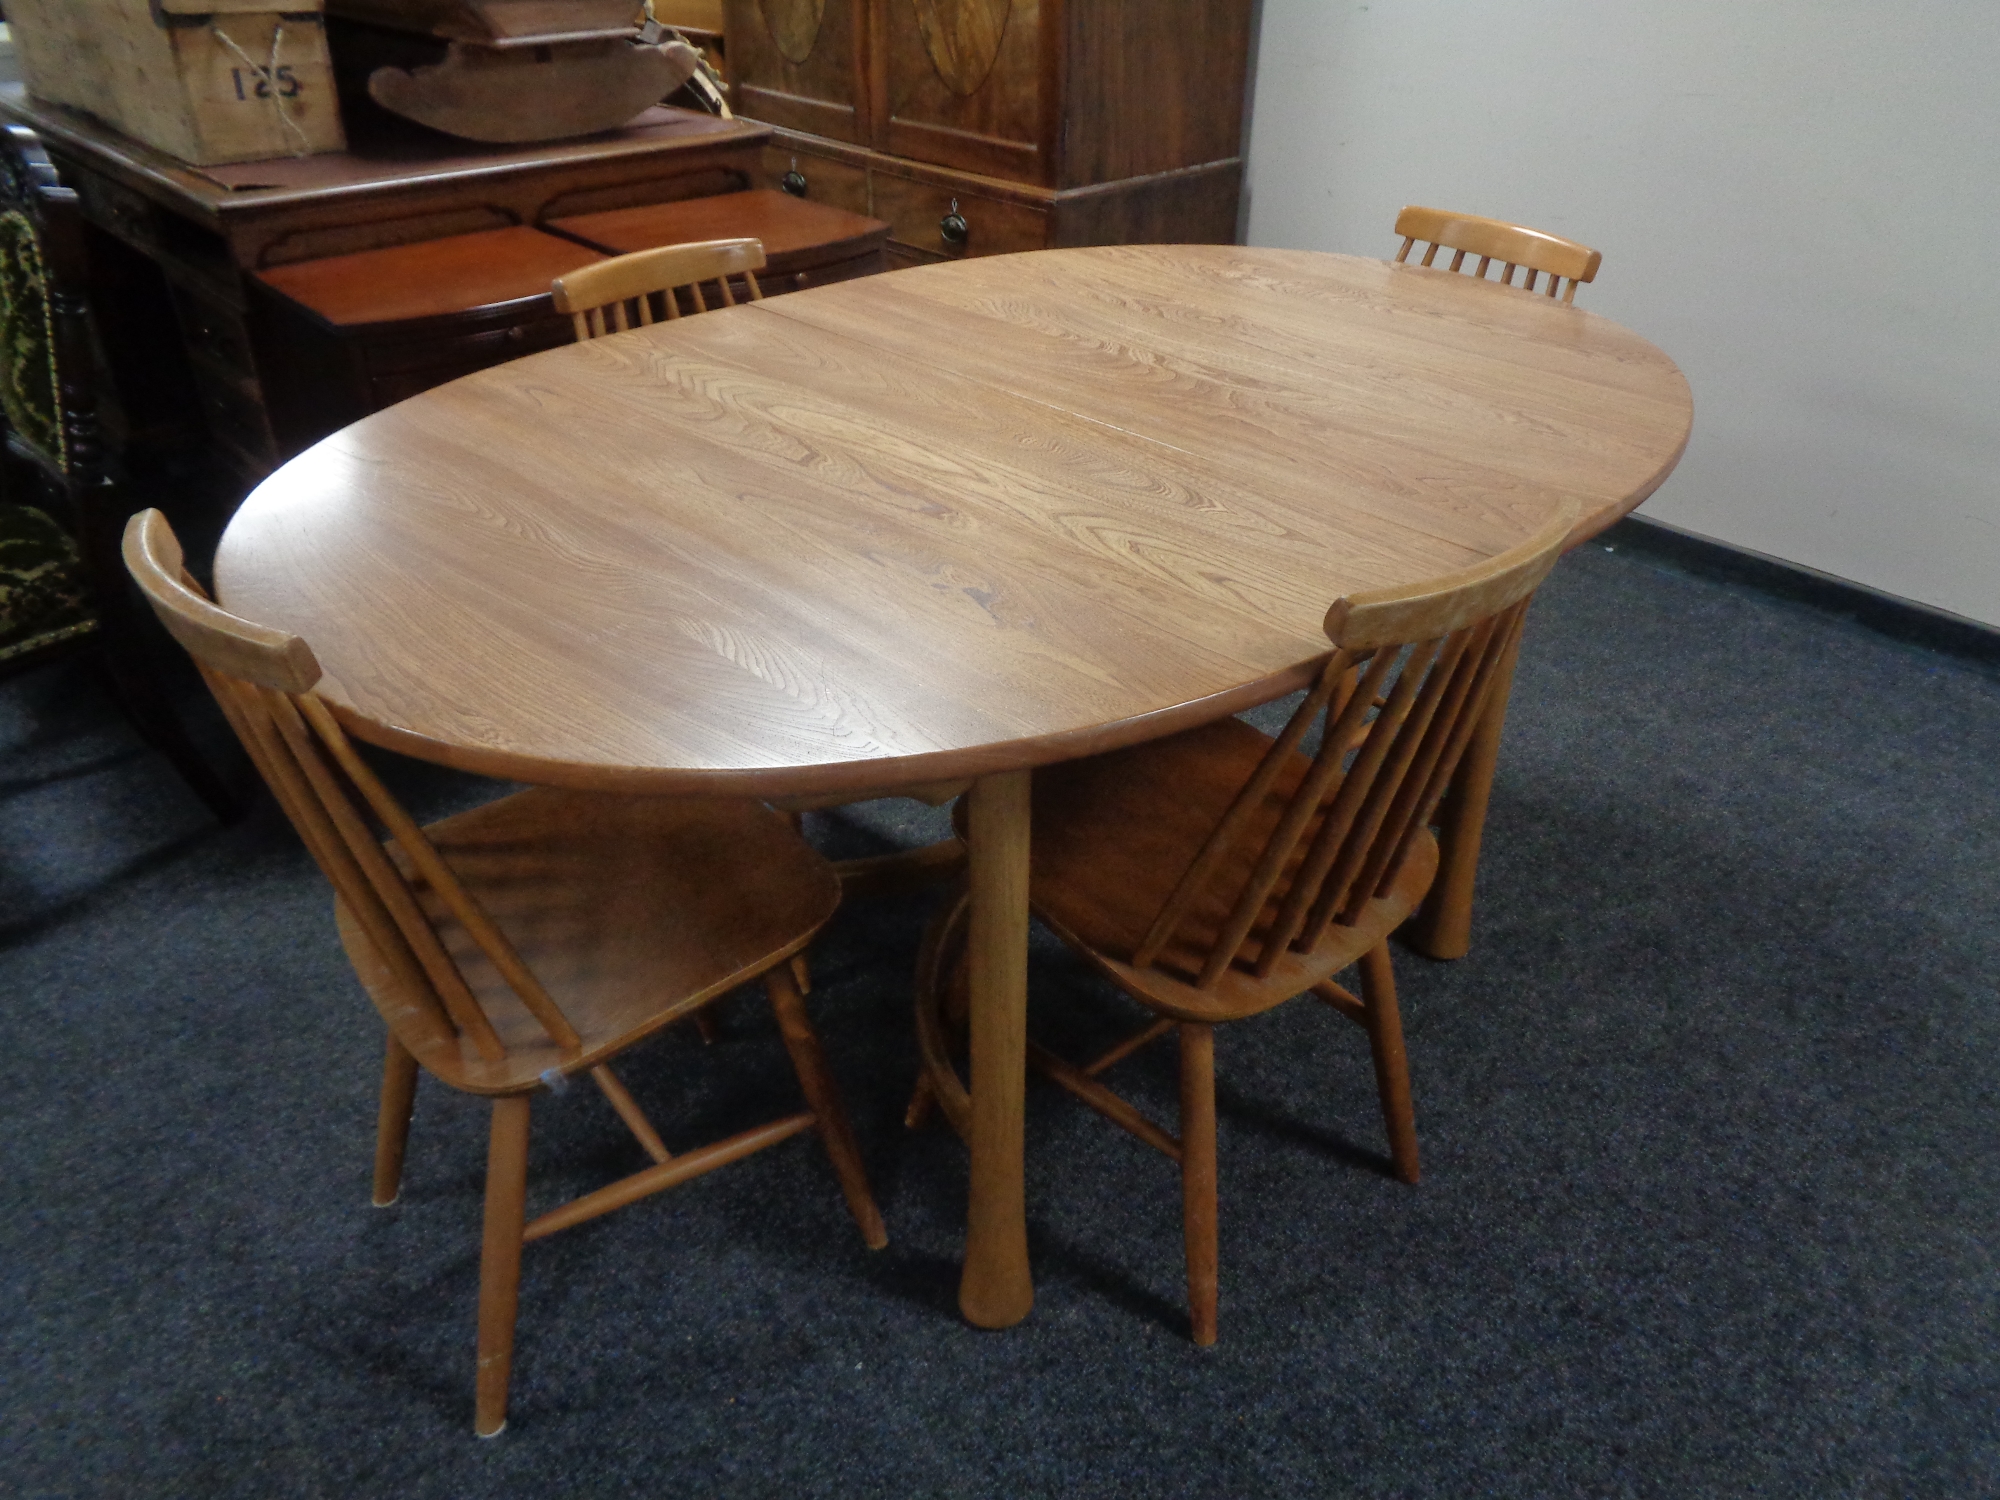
[756, 144, 871, 217]
[773, 247, 889, 294]
[869, 174, 1046, 260]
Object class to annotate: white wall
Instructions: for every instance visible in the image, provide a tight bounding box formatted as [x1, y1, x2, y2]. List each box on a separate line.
[1242, 2, 2000, 627]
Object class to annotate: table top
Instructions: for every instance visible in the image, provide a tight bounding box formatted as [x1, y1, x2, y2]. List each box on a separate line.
[215, 244, 1692, 799]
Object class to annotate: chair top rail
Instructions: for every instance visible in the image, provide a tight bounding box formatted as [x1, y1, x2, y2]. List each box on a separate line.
[1393, 206, 1601, 285]
[123, 510, 321, 693]
[551, 236, 767, 316]
[1324, 502, 1578, 649]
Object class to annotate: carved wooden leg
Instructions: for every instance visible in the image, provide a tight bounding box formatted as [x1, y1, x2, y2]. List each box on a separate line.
[959, 769, 1035, 1329]
[765, 962, 888, 1249]
[1358, 943, 1420, 1185]
[1406, 626, 1523, 960]
[371, 1031, 420, 1207]
[474, 1094, 531, 1438]
[1178, 1022, 1219, 1346]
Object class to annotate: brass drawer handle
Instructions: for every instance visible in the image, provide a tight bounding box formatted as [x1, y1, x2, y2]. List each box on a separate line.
[939, 198, 969, 248]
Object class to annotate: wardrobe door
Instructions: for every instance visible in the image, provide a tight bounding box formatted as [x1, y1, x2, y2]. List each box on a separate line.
[869, 0, 1053, 185]
[723, 0, 872, 144]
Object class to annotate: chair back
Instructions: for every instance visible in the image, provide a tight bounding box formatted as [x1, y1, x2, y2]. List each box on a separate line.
[1133, 503, 1578, 988]
[1394, 206, 1600, 303]
[121, 508, 587, 1066]
[551, 237, 767, 340]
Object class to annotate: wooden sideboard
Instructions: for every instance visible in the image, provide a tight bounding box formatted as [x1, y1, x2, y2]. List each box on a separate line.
[247, 191, 890, 456]
[720, 0, 1257, 263]
[0, 84, 771, 482]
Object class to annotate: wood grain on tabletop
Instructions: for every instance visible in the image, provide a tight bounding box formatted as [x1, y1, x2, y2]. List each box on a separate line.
[763, 245, 1689, 550]
[215, 245, 1691, 798]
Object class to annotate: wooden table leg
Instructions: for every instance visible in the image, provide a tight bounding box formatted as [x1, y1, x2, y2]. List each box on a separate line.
[958, 768, 1035, 1328]
[1405, 626, 1524, 960]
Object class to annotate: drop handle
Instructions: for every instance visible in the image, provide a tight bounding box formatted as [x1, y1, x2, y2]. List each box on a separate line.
[939, 198, 969, 248]
[780, 156, 808, 197]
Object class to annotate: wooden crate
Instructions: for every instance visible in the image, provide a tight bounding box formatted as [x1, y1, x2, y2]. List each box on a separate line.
[7, 0, 343, 166]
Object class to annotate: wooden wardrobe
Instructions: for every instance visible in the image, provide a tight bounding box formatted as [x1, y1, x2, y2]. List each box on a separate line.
[720, 0, 1256, 264]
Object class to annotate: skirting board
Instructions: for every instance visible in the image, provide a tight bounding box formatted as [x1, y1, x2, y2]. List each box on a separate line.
[1598, 515, 2000, 676]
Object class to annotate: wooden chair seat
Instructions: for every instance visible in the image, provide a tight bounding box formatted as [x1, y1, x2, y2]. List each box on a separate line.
[1029, 721, 1437, 1025]
[344, 786, 838, 1094]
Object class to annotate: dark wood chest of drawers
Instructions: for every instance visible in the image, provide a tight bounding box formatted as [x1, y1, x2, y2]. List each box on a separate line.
[0, 86, 772, 482]
[720, 0, 1257, 264]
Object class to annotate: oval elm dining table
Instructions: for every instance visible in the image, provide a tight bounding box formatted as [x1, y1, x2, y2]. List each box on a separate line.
[215, 243, 1693, 1329]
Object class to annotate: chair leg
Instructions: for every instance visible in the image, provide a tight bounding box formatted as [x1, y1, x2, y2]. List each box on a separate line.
[764, 964, 889, 1249]
[1358, 943, 1421, 1185]
[903, 1073, 938, 1130]
[905, 940, 971, 1132]
[1178, 1022, 1219, 1347]
[475, 1094, 532, 1438]
[371, 1032, 421, 1207]
[1405, 626, 1522, 959]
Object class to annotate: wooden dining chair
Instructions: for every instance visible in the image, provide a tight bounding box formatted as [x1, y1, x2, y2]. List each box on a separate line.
[122, 509, 887, 1437]
[551, 236, 767, 340]
[913, 505, 1576, 1345]
[1386, 208, 1599, 958]
[1394, 206, 1601, 303]
[553, 227, 969, 979]
[0, 125, 236, 820]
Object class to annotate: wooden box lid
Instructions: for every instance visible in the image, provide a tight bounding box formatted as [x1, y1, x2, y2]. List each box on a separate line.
[325, 0, 640, 44]
[253, 224, 604, 327]
[548, 189, 891, 273]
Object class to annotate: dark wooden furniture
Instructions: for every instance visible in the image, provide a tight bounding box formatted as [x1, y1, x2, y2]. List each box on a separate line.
[125, 507, 887, 1438]
[720, 0, 1256, 264]
[0, 84, 771, 482]
[550, 187, 890, 295]
[209, 245, 1694, 1334]
[915, 507, 1575, 1344]
[248, 225, 607, 454]
[0, 124, 236, 819]
[247, 190, 891, 454]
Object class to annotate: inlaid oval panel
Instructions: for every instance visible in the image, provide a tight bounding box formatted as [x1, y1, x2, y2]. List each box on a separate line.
[758, 0, 826, 64]
[911, 0, 1012, 97]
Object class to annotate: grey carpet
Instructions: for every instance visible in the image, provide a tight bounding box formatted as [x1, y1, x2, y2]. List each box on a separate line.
[2, 541, 1995, 1497]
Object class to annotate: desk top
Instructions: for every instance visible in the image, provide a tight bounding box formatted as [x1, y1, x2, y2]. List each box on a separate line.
[215, 245, 1692, 798]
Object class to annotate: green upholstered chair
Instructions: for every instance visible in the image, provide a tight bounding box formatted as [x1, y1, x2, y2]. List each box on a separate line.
[0, 124, 235, 819]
